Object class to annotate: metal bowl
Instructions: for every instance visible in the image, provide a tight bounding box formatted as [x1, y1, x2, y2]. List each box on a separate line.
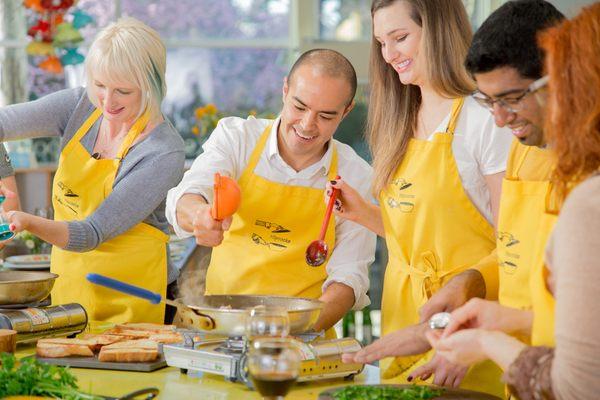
[0, 271, 58, 305]
[176, 294, 324, 337]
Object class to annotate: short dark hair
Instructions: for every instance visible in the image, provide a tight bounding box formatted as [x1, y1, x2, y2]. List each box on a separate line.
[465, 0, 565, 79]
[288, 49, 357, 105]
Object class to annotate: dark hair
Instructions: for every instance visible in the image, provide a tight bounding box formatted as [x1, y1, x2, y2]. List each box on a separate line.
[465, 0, 565, 79]
[288, 48, 357, 105]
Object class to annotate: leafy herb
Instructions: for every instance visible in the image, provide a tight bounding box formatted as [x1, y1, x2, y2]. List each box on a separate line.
[0, 353, 103, 400]
[330, 384, 443, 400]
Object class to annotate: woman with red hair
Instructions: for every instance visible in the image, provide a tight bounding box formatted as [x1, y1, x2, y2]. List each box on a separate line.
[425, 3, 600, 399]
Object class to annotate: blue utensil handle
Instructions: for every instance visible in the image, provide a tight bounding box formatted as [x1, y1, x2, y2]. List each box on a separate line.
[86, 273, 163, 304]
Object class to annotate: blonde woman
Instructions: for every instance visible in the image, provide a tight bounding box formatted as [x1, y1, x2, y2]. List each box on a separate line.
[337, 0, 511, 395]
[0, 17, 184, 323]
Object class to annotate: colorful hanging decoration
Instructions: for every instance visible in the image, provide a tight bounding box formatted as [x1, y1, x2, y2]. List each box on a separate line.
[60, 47, 85, 65]
[23, 0, 95, 75]
[39, 55, 64, 74]
[71, 9, 94, 29]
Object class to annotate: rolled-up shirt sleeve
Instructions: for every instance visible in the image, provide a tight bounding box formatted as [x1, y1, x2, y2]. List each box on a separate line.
[322, 162, 376, 310]
[165, 117, 248, 238]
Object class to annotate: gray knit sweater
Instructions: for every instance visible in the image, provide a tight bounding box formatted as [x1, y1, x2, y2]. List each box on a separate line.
[0, 87, 185, 283]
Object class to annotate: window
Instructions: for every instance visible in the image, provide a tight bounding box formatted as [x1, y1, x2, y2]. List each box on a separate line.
[319, 0, 502, 42]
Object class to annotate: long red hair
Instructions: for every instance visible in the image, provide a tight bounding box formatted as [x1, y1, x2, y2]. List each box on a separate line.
[540, 3, 600, 197]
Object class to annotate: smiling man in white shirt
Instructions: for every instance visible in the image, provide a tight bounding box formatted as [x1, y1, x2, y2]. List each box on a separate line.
[166, 49, 376, 333]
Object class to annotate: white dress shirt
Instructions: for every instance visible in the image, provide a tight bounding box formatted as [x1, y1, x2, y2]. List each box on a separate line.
[166, 116, 376, 310]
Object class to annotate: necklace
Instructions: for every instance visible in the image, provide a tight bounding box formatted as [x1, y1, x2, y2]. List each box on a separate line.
[93, 122, 128, 159]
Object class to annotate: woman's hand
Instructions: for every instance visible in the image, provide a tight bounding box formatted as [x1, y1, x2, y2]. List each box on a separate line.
[408, 352, 468, 388]
[325, 179, 368, 221]
[426, 329, 489, 366]
[427, 328, 527, 371]
[325, 179, 385, 236]
[4, 210, 31, 234]
[443, 298, 533, 337]
[341, 323, 431, 364]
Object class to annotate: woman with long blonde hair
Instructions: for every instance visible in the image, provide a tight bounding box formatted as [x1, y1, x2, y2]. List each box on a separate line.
[335, 0, 511, 395]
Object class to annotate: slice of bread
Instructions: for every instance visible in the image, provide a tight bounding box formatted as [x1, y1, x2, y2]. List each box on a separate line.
[97, 348, 158, 363]
[102, 328, 152, 339]
[102, 339, 158, 350]
[78, 334, 126, 351]
[36, 339, 94, 358]
[148, 332, 183, 344]
[98, 339, 159, 363]
[115, 323, 176, 332]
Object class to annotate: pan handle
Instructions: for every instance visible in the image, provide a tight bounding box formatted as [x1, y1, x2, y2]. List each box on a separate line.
[87, 273, 163, 304]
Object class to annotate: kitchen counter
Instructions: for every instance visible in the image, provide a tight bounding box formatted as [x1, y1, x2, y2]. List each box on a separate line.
[15, 346, 379, 400]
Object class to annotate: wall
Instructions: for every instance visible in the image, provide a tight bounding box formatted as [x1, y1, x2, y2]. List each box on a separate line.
[550, 0, 596, 16]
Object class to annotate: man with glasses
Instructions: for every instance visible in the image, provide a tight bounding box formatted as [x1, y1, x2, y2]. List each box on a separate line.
[412, 0, 565, 381]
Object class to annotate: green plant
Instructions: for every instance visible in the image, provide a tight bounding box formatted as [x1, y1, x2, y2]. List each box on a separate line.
[0, 353, 102, 399]
[15, 231, 48, 254]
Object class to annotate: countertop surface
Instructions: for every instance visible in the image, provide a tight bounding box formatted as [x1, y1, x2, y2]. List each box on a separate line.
[15, 345, 380, 400]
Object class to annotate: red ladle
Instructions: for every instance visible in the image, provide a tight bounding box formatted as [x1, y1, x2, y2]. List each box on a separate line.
[305, 176, 340, 266]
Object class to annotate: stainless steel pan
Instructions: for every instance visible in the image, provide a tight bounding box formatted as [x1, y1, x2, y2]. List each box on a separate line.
[175, 294, 323, 337]
[0, 271, 58, 305]
[86, 273, 323, 337]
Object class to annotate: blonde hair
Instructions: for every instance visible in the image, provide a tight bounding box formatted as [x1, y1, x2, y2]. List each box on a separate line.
[85, 17, 166, 121]
[368, 0, 475, 196]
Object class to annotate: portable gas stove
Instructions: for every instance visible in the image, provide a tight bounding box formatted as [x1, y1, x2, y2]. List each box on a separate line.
[0, 302, 87, 343]
[163, 333, 364, 386]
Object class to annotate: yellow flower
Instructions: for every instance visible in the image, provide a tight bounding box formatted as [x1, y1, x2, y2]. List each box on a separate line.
[191, 126, 200, 135]
[205, 103, 218, 115]
[195, 107, 206, 119]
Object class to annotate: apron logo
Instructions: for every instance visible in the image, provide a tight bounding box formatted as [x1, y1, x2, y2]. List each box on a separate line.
[55, 181, 80, 214]
[387, 178, 415, 212]
[251, 233, 287, 252]
[498, 231, 521, 274]
[255, 220, 290, 233]
[57, 181, 79, 198]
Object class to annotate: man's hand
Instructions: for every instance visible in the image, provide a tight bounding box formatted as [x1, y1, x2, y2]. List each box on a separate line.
[191, 204, 232, 247]
[419, 269, 485, 323]
[443, 298, 533, 337]
[341, 323, 430, 364]
[408, 353, 468, 388]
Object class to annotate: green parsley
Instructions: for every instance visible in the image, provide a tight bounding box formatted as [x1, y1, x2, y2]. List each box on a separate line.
[330, 384, 443, 400]
[0, 353, 103, 400]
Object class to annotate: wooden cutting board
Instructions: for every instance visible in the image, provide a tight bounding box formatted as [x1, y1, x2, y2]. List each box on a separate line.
[35, 353, 167, 372]
[318, 384, 502, 399]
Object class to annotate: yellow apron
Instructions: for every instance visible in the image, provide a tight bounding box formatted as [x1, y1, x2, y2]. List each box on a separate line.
[380, 98, 504, 397]
[51, 108, 168, 323]
[529, 187, 559, 346]
[497, 140, 555, 313]
[206, 124, 337, 328]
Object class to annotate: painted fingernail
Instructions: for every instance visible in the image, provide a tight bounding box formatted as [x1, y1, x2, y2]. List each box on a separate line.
[407, 375, 413, 382]
[9, 224, 15, 231]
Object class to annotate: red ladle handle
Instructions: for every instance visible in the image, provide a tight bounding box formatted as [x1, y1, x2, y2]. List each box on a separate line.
[318, 175, 341, 241]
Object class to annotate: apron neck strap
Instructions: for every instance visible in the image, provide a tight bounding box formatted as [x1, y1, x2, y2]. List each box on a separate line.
[509, 144, 531, 179]
[445, 97, 465, 135]
[66, 108, 103, 153]
[244, 121, 338, 180]
[116, 110, 151, 160]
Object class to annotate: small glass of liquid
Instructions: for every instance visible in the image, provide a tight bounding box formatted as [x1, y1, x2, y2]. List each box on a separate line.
[0, 195, 14, 241]
[247, 337, 301, 400]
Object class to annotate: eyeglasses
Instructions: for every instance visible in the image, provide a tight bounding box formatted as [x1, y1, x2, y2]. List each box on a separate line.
[472, 75, 549, 114]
